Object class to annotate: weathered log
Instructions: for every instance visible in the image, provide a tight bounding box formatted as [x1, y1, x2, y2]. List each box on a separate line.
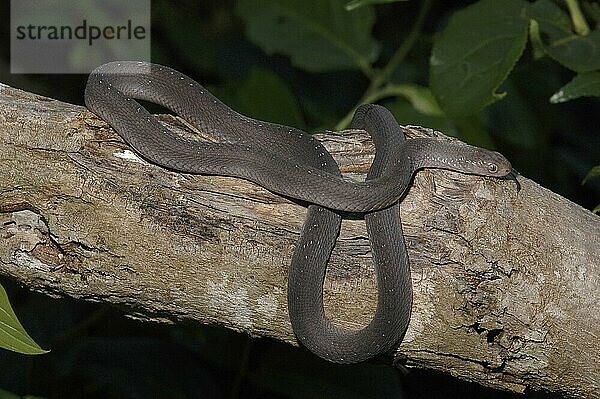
[0, 84, 598, 398]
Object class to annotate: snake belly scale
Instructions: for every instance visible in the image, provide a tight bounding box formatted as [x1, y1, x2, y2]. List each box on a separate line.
[85, 61, 515, 363]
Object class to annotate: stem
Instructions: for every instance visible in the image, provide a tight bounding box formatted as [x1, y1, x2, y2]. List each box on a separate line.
[565, 0, 590, 36]
[335, 0, 433, 130]
[377, 0, 433, 88]
[358, 59, 377, 80]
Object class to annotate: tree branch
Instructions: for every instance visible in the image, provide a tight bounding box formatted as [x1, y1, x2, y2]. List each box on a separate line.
[0, 85, 598, 398]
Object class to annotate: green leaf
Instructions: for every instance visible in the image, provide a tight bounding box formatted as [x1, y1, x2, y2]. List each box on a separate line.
[483, 77, 541, 149]
[429, 0, 529, 117]
[583, 165, 600, 184]
[368, 84, 444, 116]
[453, 116, 495, 149]
[592, 203, 600, 214]
[387, 100, 459, 137]
[582, 0, 600, 25]
[345, 0, 405, 11]
[550, 72, 600, 103]
[152, 2, 217, 73]
[530, 0, 600, 73]
[0, 284, 48, 355]
[0, 390, 44, 399]
[0, 388, 21, 399]
[0, 390, 46, 399]
[216, 67, 305, 129]
[337, 85, 444, 131]
[236, 0, 380, 73]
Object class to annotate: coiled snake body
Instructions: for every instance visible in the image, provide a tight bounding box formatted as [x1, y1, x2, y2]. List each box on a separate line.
[85, 61, 515, 363]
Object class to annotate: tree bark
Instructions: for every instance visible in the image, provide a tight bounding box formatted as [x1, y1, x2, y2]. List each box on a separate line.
[0, 85, 598, 399]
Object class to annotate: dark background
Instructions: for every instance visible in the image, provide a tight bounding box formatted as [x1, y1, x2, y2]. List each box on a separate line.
[0, 1, 597, 398]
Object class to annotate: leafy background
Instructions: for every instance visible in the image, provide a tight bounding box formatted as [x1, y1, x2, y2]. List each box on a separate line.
[0, 0, 598, 397]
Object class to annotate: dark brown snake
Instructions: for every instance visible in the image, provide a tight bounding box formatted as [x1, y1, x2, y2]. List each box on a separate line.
[85, 61, 517, 363]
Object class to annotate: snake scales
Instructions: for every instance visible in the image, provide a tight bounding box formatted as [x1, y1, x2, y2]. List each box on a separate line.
[85, 61, 516, 363]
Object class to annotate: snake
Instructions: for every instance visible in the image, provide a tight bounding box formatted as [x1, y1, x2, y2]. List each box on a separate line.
[85, 61, 517, 363]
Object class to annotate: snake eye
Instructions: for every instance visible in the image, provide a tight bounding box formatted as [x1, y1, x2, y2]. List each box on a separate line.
[488, 163, 498, 173]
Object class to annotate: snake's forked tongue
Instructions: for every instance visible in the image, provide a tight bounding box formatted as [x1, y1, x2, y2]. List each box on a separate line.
[499, 169, 521, 192]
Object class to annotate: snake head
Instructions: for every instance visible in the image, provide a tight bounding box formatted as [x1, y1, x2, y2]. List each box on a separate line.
[475, 150, 521, 191]
[471, 150, 520, 192]
[444, 145, 521, 192]
[474, 150, 512, 177]
[407, 139, 520, 192]
[480, 150, 523, 190]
